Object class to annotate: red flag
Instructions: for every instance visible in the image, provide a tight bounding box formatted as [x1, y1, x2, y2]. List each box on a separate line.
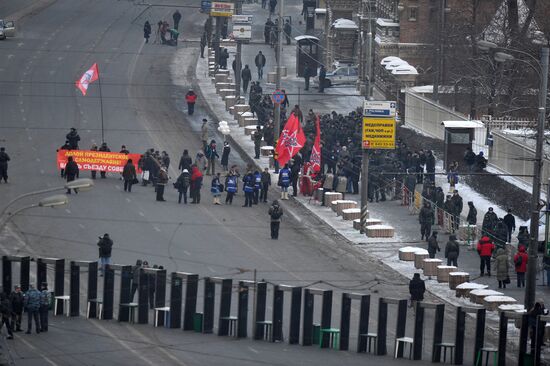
[310, 115, 321, 172]
[275, 113, 306, 167]
[75, 63, 99, 96]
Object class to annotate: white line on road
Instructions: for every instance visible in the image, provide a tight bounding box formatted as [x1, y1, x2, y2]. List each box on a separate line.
[65, 209, 71, 214]
[183, 250, 191, 256]
[153, 226, 161, 232]
[248, 347, 259, 354]
[40, 169, 44, 174]
[125, 197, 131, 203]
[18, 337, 59, 366]
[207, 266, 216, 273]
[138, 212, 145, 217]
[78, 224, 85, 229]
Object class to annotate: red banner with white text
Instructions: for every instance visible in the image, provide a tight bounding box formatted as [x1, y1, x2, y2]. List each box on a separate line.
[57, 150, 142, 173]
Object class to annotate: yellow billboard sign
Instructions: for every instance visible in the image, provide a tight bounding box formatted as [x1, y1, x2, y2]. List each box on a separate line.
[362, 117, 396, 149]
[210, 2, 234, 16]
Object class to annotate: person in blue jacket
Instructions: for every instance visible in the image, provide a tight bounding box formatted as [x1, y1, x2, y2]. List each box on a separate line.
[242, 170, 255, 207]
[278, 164, 291, 200]
[253, 170, 261, 204]
[211, 173, 222, 205]
[225, 172, 238, 205]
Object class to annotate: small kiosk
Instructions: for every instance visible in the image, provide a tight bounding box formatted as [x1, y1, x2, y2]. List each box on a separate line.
[441, 120, 485, 169]
[294, 35, 321, 77]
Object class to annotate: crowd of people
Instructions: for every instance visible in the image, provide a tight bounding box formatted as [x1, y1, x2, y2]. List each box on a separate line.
[143, 10, 181, 46]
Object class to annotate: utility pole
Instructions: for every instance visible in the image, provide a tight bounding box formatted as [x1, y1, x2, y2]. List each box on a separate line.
[360, 0, 374, 234]
[273, 0, 284, 154]
[214, 17, 222, 66]
[433, 0, 446, 102]
[525, 46, 549, 310]
[234, 0, 242, 99]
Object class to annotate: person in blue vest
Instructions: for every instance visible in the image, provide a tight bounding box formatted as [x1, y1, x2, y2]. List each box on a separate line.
[278, 163, 291, 200]
[225, 172, 238, 205]
[253, 170, 261, 204]
[242, 170, 255, 207]
[211, 173, 222, 205]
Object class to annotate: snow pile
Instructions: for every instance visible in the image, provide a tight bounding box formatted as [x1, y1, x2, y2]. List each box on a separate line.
[456, 282, 488, 289]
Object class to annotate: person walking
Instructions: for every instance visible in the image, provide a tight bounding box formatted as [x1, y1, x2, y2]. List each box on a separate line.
[255, 51, 266, 79]
[0, 147, 10, 184]
[172, 10, 182, 30]
[268, 200, 283, 239]
[269, 0, 277, 15]
[190, 165, 203, 204]
[318, 65, 326, 93]
[278, 164, 291, 200]
[175, 169, 190, 204]
[253, 126, 263, 159]
[409, 273, 425, 308]
[97, 233, 113, 276]
[195, 150, 207, 174]
[225, 172, 238, 204]
[427, 231, 440, 258]
[66, 128, 80, 150]
[221, 142, 230, 171]
[450, 190, 463, 230]
[65, 156, 79, 194]
[23, 284, 41, 334]
[466, 201, 477, 225]
[143, 21, 152, 43]
[303, 62, 312, 91]
[253, 170, 261, 204]
[260, 167, 271, 203]
[205, 140, 219, 175]
[241, 65, 252, 93]
[503, 209, 516, 243]
[122, 159, 137, 192]
[445, 234, 460, 266]
[242, 170, 255, 207]
[156, 167, 168, 201]
[185, 89, 197, 115]
[477, 236, 495, 276]
[211, 173, 222, 205]
[38, 283, 50, 332]
[9, 285, 23, 332]
[0, 293, 13, 339]
[284, 20, 291, 45]
[514, 245, 528, 288]
[482, 207, 498, 238]
[201, 119, 209, 150]
[418, 202, 433, 241]
[495, 248, 509, 289]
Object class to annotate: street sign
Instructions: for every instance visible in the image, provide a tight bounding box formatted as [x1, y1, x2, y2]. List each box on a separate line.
[232, 14, 253, 24]
[200, 0, 212, 13]
[232, 25, 252, 40]
[363, 100, 396, 118]
[210, 2, 234, 17]
[272, 90, 285, 104]
[362, 117, 396, 149]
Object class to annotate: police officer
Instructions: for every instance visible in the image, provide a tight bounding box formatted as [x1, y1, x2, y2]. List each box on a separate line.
[225, 172, 238, 204]
[242, 171, 255, 207]
[253, 170, 261, 204]
[39, 283, 50, 332]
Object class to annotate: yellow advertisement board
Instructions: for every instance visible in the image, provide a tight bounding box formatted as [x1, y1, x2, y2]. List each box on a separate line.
[210, 2, 235, 16]
[362, 117, 396, 149]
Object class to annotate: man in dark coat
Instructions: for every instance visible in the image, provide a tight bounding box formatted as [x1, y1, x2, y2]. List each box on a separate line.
[303, 62, 312, 91]
[450, 190, 463, 229]
[482, 207, 499, 238]
[463, 147, 476, 171]
[268, 200, 283, 239]
[0, 293, 13, 339]
[445, 234, 460, 266]
[65, 156, 79, 194]
[241, 65, 252, 93]
[255, 51, 266, 79]
[98, 142, 111, 178]
[0, 147, 10, 183]
[427, 232, 440, 258]
[503, 209, 516, 243]
[264, 19, 274, 44]
[97, 234, 113, 276]
[172, 10, 182, 30]
[178, 150, 193, 172]
[253, 126, 263, 159]
[466, 201, 477, 225]
[9, 285, 23, 332]
[66, 128, 80, 150]
[418, 202, 434, 241]
[283, 19, 291, 45]
[425, 150, 435, 183]
[318, 65, 326, 93]
[409, 273, 425, 307]
[122, 159, 137, 192]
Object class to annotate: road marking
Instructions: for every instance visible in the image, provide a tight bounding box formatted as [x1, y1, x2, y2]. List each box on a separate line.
[35, 158, 40, 162]
[207, 266, 216, 273]
[248, 347, 259, 354]
[18, 337, 59, 366]
[154, 226, 161, 232]
[40, 169, 44, 174]
[78, 224, 85, 229]
[57, 56, 63, 61]
[28, 136, 32, 141]
[7, 54, 14, 59]
[125, 197, 131, 203]
[17, 43, 23, 47]
[49, 70, 55, 75]
[65, 209, 71, 214]
[183, 250, 191, 256]
[138, 212, 145, 217]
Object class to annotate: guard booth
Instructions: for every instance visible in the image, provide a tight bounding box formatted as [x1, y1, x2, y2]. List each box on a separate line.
[441, 120, 485, 170]
[295, 35, 321, 78]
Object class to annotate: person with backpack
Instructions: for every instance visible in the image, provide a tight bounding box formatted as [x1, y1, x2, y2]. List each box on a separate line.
[278, 164, 291, 200]
[39, 283, 50, 332]
[268, 200, 283, 239]
[175, 169, 191, 204]
[205, 140, 219, 175]
[242, 170, 255, 207]
[97, 233, 113, 276]
[23, 284, 41, 334]
[514, 245, 528, 288]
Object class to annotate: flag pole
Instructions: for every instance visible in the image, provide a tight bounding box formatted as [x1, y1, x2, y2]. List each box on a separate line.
[97, 64, 105, 143]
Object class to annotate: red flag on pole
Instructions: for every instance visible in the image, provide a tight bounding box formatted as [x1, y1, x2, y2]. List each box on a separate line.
[275, 113, 306, 167]
[75, 63, 99, 96]
[310, 115, 321, 172]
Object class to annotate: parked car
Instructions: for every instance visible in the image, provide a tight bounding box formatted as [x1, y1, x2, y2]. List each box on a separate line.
[314, 65, 358, 88]
[0, 20, 16, 40]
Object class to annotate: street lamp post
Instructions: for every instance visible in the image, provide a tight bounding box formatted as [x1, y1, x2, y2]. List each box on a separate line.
[477, 39, 549, 309]
[0, 194, 69, 230]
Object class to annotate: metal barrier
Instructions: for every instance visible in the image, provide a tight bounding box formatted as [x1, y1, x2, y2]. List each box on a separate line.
[302, 288, 332, 347]
[499, 311, 529, 366]
[2, 255, 30, 292]
[377, 297, 408, 356]
[69, 260, 98, 317]
[413, 302, 445, 361]
[169, 272, 198, 330]
[340, 293, 370, 352]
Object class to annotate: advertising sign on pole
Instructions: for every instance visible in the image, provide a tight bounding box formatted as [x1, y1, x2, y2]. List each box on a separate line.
[210, 2, 234, 17]
[363, 100, 396, 118]
[232, 25, 252, 40]
[362, 117, 396, 149]
[232, 14, 253, 24]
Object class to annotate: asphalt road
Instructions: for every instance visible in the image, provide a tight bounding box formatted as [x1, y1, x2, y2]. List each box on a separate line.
[0, 0, 481, 364]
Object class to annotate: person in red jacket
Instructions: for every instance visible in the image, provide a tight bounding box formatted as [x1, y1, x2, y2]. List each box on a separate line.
[514, 245, 528, 287]
[477, 236, 495, 276]
[185, 89, 197, 115]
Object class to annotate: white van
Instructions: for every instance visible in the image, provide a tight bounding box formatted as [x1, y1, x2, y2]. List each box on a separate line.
[0, 20, 16, 40]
